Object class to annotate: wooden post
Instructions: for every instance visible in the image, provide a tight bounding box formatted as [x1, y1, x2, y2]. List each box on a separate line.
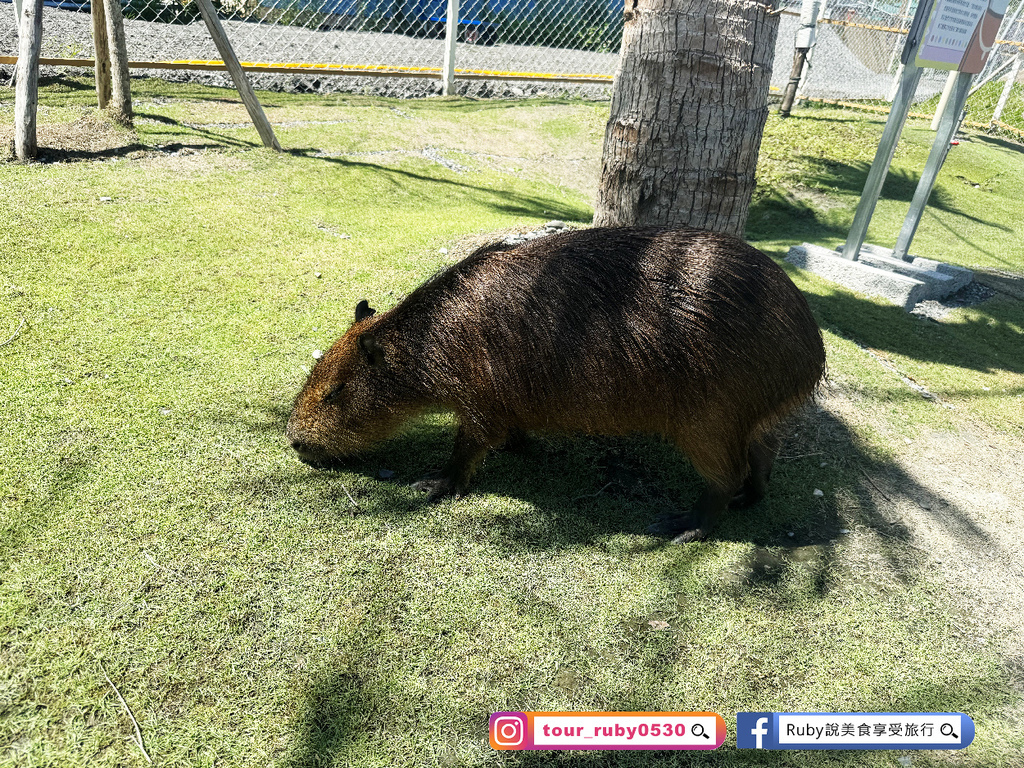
[442, 0, 460, 96]
[192, 0, 282, 151]
[92, 0, 111, 109]
[102, 0, 132, 125]
[15, 0, 43, 161]
[780, 0, 820, 117]
[930, 70, 958, 131]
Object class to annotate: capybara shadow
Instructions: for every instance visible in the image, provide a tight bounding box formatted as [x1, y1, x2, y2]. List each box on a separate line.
[286, 226, 826, 542]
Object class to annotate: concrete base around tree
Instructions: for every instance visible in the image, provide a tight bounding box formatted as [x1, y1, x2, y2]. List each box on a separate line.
[785, 242, 974, 311]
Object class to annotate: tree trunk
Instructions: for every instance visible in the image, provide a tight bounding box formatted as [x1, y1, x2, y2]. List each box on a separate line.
[594, 0, 781, 238]
[103, 0, 133, 125]
[92, 0, 112, 110]
[14, 0, 43, 161]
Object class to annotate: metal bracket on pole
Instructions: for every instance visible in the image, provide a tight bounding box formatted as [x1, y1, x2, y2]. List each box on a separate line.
[840, 0, 933, 261]
[779, 0, 820, 116]
[892, 70, 973, 261]
[442, 0, 460, 96]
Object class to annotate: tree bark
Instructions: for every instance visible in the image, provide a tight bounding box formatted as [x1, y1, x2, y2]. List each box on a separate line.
[92, 0, 112, 110]
[103, 0, 133, 125]
[14, 0, 43, 161]
[594, 0, 781, 238]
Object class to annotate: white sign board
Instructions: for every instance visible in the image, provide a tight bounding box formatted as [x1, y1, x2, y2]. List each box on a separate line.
[916, 0, 1009, 73]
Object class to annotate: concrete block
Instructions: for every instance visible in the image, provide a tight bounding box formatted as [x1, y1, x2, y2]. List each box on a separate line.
[786, 243, 930, 310]
[786, 242, 975, 310]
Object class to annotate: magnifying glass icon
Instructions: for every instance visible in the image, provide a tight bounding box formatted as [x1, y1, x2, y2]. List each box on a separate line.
[691, 723, 710, 740]
[941, 723, 959, 739]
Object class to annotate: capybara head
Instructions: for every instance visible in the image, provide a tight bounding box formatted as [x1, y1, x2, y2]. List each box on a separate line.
[286, 300, 418, 466]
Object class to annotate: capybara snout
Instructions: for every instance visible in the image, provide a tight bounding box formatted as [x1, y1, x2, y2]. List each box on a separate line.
[287, 226, 826, 542]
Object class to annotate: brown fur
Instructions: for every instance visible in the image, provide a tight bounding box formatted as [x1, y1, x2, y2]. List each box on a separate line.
[286, 227, 826, 541]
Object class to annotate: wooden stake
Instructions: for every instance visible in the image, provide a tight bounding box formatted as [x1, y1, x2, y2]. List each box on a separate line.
[14, 0, 42, 161]
[92, 0, 111, 109]
[192, 0, 281, 151]
[102, 0, 132, 125]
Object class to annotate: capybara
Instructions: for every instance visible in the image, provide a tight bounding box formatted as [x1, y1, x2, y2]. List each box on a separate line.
[287, 227, 825, 542]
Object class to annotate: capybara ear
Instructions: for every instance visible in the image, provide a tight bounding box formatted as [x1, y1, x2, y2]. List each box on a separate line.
[358, 333, 385, 366]
[355, 300, 376, 323]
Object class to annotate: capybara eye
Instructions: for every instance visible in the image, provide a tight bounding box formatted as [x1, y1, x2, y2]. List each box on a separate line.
[323, 383, 345, 404]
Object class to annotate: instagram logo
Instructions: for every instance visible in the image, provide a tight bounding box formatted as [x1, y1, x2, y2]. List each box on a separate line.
[489, 712, 527, 749]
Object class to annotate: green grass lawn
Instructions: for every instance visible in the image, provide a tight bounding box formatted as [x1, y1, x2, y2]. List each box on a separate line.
[1, 76, 1022, 767]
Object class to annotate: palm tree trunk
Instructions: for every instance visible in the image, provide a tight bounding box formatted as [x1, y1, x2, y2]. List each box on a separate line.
[594, 0, 780, 238]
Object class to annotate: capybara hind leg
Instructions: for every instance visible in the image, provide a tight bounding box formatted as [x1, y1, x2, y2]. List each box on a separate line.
[413, 425, 492, 502]
[731, 433, 780, 510]
[646, 485, 735, 544]
[498, 427, 531, 455]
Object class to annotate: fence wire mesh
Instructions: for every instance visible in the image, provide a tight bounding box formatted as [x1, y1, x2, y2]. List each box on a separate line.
[1, 0, 1023, 139]
[1, 0, 623, 98]
[771, 0, 1024, 141]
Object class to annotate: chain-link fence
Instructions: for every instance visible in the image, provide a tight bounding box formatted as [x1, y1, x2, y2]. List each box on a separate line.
[771, 0, 1024, 141]
[0, 0, 622, 98]
[2, 0, 1023, 138]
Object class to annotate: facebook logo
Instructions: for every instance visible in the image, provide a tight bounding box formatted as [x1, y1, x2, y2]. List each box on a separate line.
[737, 713, 773, 749]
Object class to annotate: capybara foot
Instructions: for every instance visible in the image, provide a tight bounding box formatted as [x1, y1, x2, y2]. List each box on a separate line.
[411, 475, 461, 502]
[646, 512, 711, 543]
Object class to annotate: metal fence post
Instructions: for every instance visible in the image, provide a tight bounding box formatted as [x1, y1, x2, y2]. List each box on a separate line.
[442, 0, 460, 96]
[991, 52, 1022, 125]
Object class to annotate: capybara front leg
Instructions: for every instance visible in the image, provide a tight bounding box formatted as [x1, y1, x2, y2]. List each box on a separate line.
[412, 424, 491, 502]
[646, 484, 734, 544]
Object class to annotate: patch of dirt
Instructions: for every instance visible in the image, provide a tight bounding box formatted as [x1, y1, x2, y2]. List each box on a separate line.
[1, 114, 248, 176]
[1, 114, 147, 163]
[910, 280, 998, 320]
[823, 382, 1024, 680]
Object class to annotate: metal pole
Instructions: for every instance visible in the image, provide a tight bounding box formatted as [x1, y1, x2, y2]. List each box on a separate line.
[891, 70, 973, 261]
[841, 0, 932, 261]
[991, 52, 1022, 124]
[841, 60, 923, 260]
[442, 0, 459, 96]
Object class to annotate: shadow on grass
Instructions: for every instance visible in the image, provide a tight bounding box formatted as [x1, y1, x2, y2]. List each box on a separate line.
[286, 147, 594, 223]
[259, 399, 1009, 766]
[806, 280, 1024, 377]
[747, 182, 1020, 377]
[769, 156, 1011, 235]
[134, 110, 273, 149]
